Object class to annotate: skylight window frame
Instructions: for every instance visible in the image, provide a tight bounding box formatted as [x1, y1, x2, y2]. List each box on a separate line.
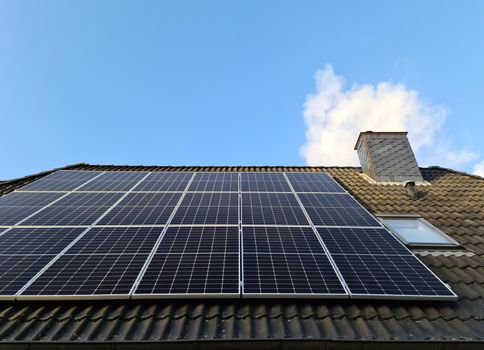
[377, 213, 460, 248]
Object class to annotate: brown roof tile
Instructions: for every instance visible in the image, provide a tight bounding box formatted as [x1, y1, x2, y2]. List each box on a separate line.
[0, 163, 483, 345]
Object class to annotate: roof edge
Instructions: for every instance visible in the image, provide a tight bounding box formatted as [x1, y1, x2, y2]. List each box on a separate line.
[426, 166, 484, 180]
[1, 163, 88, 184]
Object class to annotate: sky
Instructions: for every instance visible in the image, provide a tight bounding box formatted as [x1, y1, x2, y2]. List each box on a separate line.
[1, 1, 483, 180]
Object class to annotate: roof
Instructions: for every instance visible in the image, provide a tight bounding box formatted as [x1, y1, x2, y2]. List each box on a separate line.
[0, 163, 483, 349]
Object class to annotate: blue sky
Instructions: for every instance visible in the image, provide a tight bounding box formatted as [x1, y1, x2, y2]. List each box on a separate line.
[1, 1, 483, 179]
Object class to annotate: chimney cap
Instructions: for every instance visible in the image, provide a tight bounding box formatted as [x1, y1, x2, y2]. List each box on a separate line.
[354, 131, 408, 150]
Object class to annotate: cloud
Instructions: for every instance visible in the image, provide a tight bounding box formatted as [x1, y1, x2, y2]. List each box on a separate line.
[474, 160, 484, 177]
[300, 65, 482, 174]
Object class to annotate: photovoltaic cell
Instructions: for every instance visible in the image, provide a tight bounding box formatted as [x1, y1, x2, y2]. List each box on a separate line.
[0, 255, 56, 295]
[241, 192, 309, 225]
[0, 169, 455, 300]
[316, 227, 412, 256]
[332, 254, 455, 297]
[242, 226, 346, 295]
[132, 172, 192, 191]
[298, 193, 361, 208]
[97, 192, 182, 225]
[65, 226, 162, 255]
[157, 226, 239, 254]
[0, 227, 84, 255]
[243, 226, 325, 255]
[22, 254, 148, 296]
[286, 172, 345, 193]
[76, 171, 148, 191]
[17, 170, 102, 191]
[0, 227, 85, 296]
[135, 253, 239, 295]
[243, 254, 345, 295]
[240, 173, 291, 192]
[171, 192, 239, 225]
[188, 172, 238, 192]
[315, 226, 455, 298]
[298, 193, 380, 227]
[22, 227, 162, 296]
[22, 192, 124, 226]
[135, 226, 239, 296]
[0, 192, 64, 207]
[0, 192, 65, 225]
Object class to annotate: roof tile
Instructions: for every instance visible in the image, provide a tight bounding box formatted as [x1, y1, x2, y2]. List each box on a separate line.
[0, 164, 483, 343]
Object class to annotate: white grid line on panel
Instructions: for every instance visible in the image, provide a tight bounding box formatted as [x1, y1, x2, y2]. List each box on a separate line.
[14, 170, 103, 192]
[171, 191, 239, 226]
[321, 175, 457, 298]
[188, 172, 239, 192]
[282, 172, 350, 297]
[298, 173, 457, 299]
[0, 172, 107, 241]
[15, 172, 152, 298]
[240, 173, 292, 193]
[285, 172, 347, 193]
[240, 192, 310, 226]
[129, 172, 197, 296]
[97, 192, 183, 226]
[238, 172, 243, 297]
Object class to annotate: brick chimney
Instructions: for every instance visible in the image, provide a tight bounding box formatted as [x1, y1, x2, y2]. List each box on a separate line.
[354, 131, 424, 183]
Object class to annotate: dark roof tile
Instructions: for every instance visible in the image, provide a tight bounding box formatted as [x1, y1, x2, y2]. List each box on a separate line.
[0, 164, 483, 344]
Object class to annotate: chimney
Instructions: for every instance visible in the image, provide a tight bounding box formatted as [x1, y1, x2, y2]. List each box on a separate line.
[354, 131, 424, 183]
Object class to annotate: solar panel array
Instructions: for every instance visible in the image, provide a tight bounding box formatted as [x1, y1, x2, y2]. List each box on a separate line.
[0, 170, 456, 300]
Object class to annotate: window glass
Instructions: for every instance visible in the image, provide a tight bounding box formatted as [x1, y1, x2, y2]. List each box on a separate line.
[380, 217, 457, 246]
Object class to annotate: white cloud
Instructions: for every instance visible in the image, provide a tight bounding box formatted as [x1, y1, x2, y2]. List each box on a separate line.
[474, 160, 484, 177]
[300, 65, 481, 173]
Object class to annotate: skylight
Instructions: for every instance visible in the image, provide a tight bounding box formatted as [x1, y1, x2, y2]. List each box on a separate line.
[379, 215, 459, 247]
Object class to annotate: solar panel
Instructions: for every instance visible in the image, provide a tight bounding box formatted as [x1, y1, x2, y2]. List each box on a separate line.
[22, 254, 148, 297]
[243, 254, 345, 295]
[0, 169, 455, 301]
[65, 226, 161, 255]
[171, 192, 239, 225]
[17, 170, 102, 192]
[22, 192, 124, 226]
[135, 253, 239, 296]
[76, 171, 149, 191]
[97, 192, 182, 225]
[298, 193, 380, 227]
[286, 172, 345, 193]
[332, 254, 456, 298]
[132, 172, 193, 191]
[243, 226, 326, 255]
[21, 227, 162, 297]
[0, 255, 57, 296]
[156, 226, 239, 254]
[241, 192, 309, 225]
[315, 226, 456, 298]
[0, 227, 85, 296]
[0, 227, 83, 255]
[0, 192, 65, 225]
[316, 227, 412, 256]
[188, 172, 238, 192]
[241, 172, 291, 192]
[134, 226, 239, 296]
[242, 226, 346, 296]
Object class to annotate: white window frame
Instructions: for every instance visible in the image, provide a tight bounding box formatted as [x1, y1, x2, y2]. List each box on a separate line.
[377, 213, 460, 248]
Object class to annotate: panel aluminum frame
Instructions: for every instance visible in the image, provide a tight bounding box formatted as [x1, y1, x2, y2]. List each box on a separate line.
[16, 172, 152, 300]
[132, 172, 241, 299]
[1, 170, 457, 301]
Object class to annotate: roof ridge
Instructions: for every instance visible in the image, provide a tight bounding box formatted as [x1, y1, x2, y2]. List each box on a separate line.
[426, 166, 484, 180]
